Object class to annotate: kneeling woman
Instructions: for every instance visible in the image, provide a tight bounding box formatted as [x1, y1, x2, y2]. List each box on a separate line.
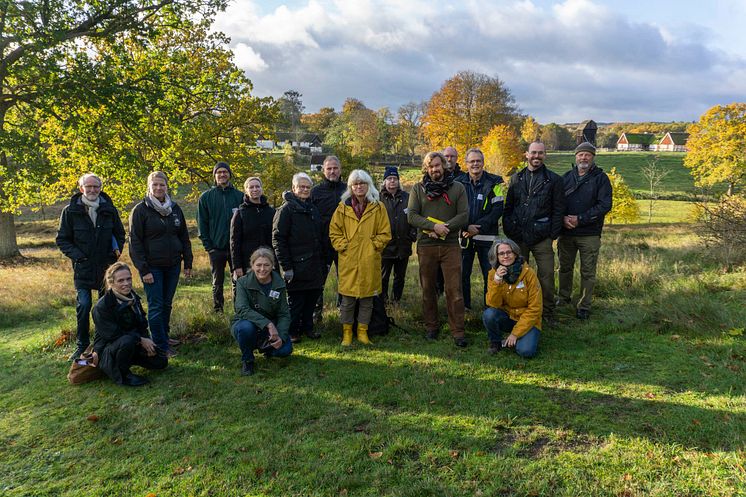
[482, 238, 542, 358]
[232, 247, 292, 376]
[92, 262, 167, 386]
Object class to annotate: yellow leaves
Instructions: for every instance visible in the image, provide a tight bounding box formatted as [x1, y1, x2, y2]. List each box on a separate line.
[481, 124, 523, 177]
[727, 327, 744, 336]
[521, 116, 541, 143]
[607, 167, 640, 224]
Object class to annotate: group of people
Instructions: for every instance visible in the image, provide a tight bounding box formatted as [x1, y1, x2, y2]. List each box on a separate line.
[56, 140, 612, 385]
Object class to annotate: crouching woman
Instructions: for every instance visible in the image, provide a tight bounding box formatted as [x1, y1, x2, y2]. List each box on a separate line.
[231, 247, 292, 376]
[482, 238, 542, 358]
[92, 262, 167, 386]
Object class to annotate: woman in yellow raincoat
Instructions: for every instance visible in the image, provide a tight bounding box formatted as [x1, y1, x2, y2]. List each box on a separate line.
[329, 169, 391, 346]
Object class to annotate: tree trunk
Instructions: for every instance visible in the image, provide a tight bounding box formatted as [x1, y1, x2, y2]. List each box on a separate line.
[0, 211, 20, 258]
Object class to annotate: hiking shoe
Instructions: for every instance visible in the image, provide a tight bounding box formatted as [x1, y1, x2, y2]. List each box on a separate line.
[241, 361, 255, 376]
[576, 309, 590, 320]
[454, 337, 468, 348]
[121, 373, 148, 387]
[488, 341, 502, 355]
[425, 330, 439, 340]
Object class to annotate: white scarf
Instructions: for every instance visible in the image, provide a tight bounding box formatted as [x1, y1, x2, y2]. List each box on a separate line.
[148, 194, 173, 217]
[80, 195, 101, 225]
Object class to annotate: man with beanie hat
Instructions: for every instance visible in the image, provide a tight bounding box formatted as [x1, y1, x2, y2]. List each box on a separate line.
[557, 141, 612, 320]
[198, 161, 244, 312]
[381, 166, 416, 303]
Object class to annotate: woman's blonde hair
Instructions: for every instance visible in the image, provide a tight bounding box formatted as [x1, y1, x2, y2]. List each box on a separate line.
[244, 176, 262, 192]
[104, 262, 132, 291]
[147, 171, 169, 195]
[250, 247, 276, 268]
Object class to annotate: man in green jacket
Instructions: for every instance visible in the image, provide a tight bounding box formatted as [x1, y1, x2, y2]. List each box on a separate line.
[198, 162, 244, 312]
[407, 151, 469, 347]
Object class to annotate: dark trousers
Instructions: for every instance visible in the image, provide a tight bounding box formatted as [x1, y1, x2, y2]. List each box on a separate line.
[381, 257, 409, 302]
[482, 307, 540, 358]
[558, 235, 601, 312]
[289, 289, 323, 338]
[99, 334, 168, 385]
[417, 244, 465, 338]
[517, 238, 556, 318]
[461, 242, 491, 309]
[208, 248, 235, 311]
[232, 320, 293, 363]
[315, 251, 340, 314]
[75, 286, 104, 348]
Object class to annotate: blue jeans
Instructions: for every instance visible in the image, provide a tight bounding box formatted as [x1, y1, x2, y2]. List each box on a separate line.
[482, 307, 540, 358]
[461, 242, 492, 309]
[232, 320, 293, 362]
[75, 288, 103, 348]
[143, 264, 181, 351]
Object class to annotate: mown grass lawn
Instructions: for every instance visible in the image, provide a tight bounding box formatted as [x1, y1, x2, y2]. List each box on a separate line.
[1, 217, 745, 496]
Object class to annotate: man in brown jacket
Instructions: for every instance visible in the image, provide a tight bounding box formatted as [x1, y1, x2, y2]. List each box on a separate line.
[407, 152, 469, 346]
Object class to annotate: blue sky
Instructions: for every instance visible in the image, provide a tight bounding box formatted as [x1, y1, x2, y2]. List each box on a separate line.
[214, 0, 746, 123]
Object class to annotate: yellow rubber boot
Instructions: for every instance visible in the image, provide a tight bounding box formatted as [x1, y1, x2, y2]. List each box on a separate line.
[341, 323, 353, 346]
[357, 323, 372, 345]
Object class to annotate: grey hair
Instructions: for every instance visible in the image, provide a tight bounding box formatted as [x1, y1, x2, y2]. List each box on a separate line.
[244, 176, 262, 192]
[78, 173, 102, 188]
[292, 172, 313, 188]
[465, 148, 485, 161]
[250, 247, 276, 268]
[488, 237, 522, 268]
[323, 155, 341, 167]
[340, 169, 379, 203]
[147, 171, 169, 195]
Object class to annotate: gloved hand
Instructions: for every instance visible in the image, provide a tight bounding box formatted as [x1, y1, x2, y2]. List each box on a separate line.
[283, 269, 294, 283]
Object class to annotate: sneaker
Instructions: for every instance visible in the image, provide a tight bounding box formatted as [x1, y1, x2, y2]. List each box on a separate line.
[241, 361, 255, 376]
[576, 309, 590, 320]
[488, 341, 502, 355]
[425, 330, 439, 340]
[454, 337, 468, 348]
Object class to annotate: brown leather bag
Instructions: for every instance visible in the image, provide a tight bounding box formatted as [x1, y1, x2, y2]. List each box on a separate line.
[67, 345, 104, 385]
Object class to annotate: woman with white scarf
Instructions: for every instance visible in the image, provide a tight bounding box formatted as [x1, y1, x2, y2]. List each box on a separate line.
[129, 171, 193, 357]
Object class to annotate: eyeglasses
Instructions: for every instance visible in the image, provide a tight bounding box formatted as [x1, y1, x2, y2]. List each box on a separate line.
[295, 185, 311, 190]
[497, 251, 514, 257]
[467, 160, 483, 164]
[352, 182, 367, 187]
[444, 154, 456, 158]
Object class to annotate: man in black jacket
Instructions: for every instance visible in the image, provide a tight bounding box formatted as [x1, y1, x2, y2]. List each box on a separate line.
[455, 148, 505, 310]
[380, 166, 416, 303]
[503, 141, 565, 323]
[56, 173, 126, 360]
[557, 142, 612, 320]
[310, 155, 346, 322]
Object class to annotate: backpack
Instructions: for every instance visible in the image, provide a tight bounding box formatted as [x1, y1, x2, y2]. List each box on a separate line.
[354, 295, 392, 336]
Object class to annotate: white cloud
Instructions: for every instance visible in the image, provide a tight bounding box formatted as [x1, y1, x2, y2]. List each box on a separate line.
[213, 0, 746, 122]
[233, 43, 268, 72]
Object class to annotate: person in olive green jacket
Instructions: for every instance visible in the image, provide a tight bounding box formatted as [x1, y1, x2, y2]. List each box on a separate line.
[231, 248, 292, 376]
[329, 169, 391, 346]
[198, 161, 244, 312]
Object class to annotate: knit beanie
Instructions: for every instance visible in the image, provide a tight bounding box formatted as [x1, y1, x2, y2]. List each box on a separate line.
[383, 166, 399, 179]
[574, 142, 596, 155]
[213, 161, 232, 177]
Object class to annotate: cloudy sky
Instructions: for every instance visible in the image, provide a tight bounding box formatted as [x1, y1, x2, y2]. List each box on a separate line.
[214, 0, 746, 123]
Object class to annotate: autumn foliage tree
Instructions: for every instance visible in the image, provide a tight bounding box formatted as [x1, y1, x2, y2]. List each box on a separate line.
[606, 167, 639, 224]
[684, 103, 746, 195]
[481, 125, 524, 177]
[520, 116, 541, 145]
[422, 71, 519, 153]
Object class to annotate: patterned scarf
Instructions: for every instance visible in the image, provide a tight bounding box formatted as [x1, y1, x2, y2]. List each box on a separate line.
[148, 194, 173, 217]
[422, 173, 455, 205]
[503, 256, 525, 284]
[351, 196, 367, 220]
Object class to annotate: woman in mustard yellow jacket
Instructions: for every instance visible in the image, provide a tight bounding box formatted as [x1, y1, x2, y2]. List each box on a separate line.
[329, 169, 391, 346]
[482, 238, 542, 357]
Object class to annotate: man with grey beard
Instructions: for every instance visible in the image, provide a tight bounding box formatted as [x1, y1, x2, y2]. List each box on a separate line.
[557, 142, 612, 320]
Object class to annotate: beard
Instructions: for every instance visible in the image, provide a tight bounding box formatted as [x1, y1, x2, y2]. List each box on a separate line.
[577, 161, 591, 173]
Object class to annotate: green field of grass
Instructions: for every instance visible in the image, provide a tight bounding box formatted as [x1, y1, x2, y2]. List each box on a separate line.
[2, 215, 745, 495]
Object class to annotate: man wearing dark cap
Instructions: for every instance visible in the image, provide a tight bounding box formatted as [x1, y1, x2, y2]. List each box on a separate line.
[557, 142, 612, 320]
[503, 141, 565, 325]
[380, 166, 416, 303]
[198, 161, 244, 312]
